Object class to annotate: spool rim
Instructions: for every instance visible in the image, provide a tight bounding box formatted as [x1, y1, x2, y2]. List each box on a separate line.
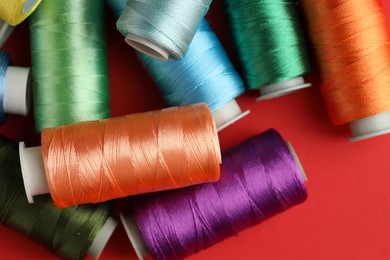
[87, 217, 118, 259]
[120, 213, 147, 260]
[217, 110, 250, 132]
[22, 0, 40, 13]
[257, 76, 312, 101]
[125, 33, 169, 61]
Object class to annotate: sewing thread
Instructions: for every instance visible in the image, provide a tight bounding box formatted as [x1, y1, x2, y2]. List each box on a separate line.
[138, 19, 245, 112]
[30, 0, 111, 132]
[116, 0, 212, 60]
[0, 135, 114, 260]
[41, 103, 221, 208]
[301, 0, 390, 125]
[223, 0, 311, 90]
[132, 129, 307, 259]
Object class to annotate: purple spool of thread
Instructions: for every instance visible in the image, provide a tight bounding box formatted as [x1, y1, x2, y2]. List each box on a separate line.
[121, 129, 308, 260]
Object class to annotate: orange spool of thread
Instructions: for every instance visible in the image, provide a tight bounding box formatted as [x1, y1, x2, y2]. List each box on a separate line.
[19, 103, 221, 208]
[301, 0, 390, 141]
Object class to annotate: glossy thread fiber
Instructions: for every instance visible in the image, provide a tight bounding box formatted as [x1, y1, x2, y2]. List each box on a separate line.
[0, 136, 114, 260]
[0, 51, 10, 123]
[139, 19, 245, 111]
[134, 129, 307, 260]
[41, 103, 221, 208]
[117, 0, 212, 60]
[224, 0, 311, 89]
[30, 0, 111, 132]
[0, 0, 42, 25]
[301, 0, 390, 125]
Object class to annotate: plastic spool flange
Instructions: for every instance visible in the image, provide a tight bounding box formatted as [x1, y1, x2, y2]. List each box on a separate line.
[22, 0, 40, 13]
[257, 76, 312, 101]
[349, 111, 390, 142]
[19, 143, 49, 203]
[0, 20, 14, 48]
[3, 66, 31, 115]
[126, 33, 169, 61]
[285, 141, 307, 181]
[88, 217, 118, 259]
[212, 99, 250, 132]
[120, 214, 149, 260]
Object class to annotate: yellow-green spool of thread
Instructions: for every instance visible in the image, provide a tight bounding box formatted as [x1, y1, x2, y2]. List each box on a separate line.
[30, 0, 111, 132]
[0, 0, 42, 25]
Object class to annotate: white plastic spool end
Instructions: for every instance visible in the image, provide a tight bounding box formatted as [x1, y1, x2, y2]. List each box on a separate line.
[125, 33, 169, 61]
[88, 217, 118, 259]
[212, 99, 250, 132]
[349, 111, 390, 142]
[4, 66, 31, 116]
[22, 0, 40, 13]
[257, 77, 312, 101]
[0, 20, 14, 48]
[285, 141, 307, 181]
[18, 143, 49, 203]
[120, 213, 149, 260]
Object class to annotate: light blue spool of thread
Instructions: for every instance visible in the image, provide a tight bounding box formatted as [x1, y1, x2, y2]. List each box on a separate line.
[139, 20, 249, 130]
[116, 0, 213, 61]
[0, 51, 31, 124]
[108, 0, 249, 130]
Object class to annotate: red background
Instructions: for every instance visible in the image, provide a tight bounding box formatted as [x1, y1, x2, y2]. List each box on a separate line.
[1, 1, 390, 259]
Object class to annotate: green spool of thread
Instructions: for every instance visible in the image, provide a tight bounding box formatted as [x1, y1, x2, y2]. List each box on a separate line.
[0, 135, 116, 260]
[223, 0, 312, 99]
[30, 0, 111, 132]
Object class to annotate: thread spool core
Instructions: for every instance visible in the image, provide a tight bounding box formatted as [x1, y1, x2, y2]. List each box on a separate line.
[18, 143, 49, 203]
[0, 20, 14, 48]
[120, 213, 149, 260]
[125, 33, 169, 61]
[285, 141, 307, 181]
[349, 111, 390, 142]
[88, 217, 118, 259]
[257, 77, 311, 101]
[22, 0, 40, 13]
[3, 66, 31, 116]
[212, 99, 250, 131]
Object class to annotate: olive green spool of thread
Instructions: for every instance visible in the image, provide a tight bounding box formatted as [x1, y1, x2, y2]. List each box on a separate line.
[223, 0, 311, 90]
[30, 0, 111, 132]
[0, 135, 114, 260]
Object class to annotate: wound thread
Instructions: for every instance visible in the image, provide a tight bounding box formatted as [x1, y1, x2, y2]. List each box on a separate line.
[41, 103, 221, 208]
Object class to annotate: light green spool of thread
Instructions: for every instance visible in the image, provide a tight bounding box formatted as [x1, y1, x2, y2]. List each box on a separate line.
[30, 0, 111, 132]
[0, 135, 115, 260]
[223, 0, 312, 93]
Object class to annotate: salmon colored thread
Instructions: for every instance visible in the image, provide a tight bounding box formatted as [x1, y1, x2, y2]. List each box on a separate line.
[301, 0, 390, 125]
[41, 103, 221, 208]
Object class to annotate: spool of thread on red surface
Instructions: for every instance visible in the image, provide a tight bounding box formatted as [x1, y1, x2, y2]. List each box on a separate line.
[121, 129, 308, 260]
[301, 0, 390, 141]
[116, 0, 213, 60]
[19, 103, 221, 208]
[0, 135, 117, 260]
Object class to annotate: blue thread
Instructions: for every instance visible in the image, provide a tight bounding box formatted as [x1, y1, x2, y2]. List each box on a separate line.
[0, 51, 10, 123]
[107, 1, 245, 111]
[139, 19, 245, 111]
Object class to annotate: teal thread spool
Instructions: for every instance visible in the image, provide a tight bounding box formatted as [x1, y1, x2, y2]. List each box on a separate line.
[223, 0, 312, 100]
